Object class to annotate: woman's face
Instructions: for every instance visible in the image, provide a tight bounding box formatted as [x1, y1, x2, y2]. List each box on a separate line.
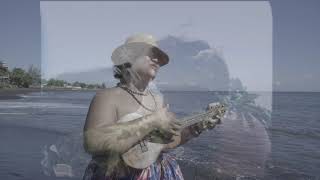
[131, 54, 160, 80]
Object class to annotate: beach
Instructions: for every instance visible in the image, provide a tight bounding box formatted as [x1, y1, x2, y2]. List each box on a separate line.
[0, 88, 42, 100]
[0, 88, 99, 100]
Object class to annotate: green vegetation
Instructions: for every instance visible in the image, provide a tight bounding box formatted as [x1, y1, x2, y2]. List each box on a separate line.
[0, 64, 106, 90]
[27, 65, 41, 86]
[9, 68, 33, 88]
[46, 79, 67, 87]
[44, 79, 106, 89]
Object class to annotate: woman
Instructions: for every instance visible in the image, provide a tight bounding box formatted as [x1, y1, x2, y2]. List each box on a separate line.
[82, 34, 210, 180]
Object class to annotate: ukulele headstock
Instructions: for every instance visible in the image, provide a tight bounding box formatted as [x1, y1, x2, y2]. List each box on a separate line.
[206, 102, 227, 120]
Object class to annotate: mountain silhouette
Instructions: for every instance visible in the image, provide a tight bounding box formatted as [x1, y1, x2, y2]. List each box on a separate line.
[57, 35, 231, 91]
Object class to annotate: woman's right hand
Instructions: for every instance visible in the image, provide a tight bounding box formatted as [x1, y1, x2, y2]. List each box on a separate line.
[151, 105, 182, 136]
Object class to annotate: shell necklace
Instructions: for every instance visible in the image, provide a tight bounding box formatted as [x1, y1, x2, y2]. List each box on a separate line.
[118, 84, 157, 112]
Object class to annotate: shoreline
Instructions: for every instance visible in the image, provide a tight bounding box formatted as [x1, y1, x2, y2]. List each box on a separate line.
[0, 88, 41, 100]
[0, 88, 99, 100]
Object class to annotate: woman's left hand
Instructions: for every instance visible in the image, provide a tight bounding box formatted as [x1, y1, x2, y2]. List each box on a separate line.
[190, 118, 219, 136]
[162, 133, 182, 150]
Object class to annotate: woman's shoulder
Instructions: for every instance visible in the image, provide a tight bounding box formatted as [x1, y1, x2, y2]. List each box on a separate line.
[95, 86, 123, 98]
[91, 87, 125, 107]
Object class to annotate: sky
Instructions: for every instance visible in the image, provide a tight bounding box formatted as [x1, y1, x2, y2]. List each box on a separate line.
[40, 1, 272, 92]
[0, 0, 319, 92]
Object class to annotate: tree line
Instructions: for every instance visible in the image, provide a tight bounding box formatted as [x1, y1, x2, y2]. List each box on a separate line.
[43, 79, 106, 89]
[0, 65, 41, 88]
[0, 65, 105, 89]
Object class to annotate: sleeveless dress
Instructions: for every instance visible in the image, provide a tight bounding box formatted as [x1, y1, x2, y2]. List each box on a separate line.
[82, 93, 184, 180]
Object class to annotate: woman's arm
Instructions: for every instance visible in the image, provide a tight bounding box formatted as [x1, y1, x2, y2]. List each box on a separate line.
[165, 120, 220, 150]
[163, 125, 201, 150]
[83, 89, 160, 155]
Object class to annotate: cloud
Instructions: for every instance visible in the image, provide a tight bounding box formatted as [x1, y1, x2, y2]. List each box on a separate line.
[179, 21, 193, 28]
[192, 48, 219, 60]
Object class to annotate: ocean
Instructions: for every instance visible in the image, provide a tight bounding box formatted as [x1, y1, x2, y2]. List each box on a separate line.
[0, 90, 319, 180]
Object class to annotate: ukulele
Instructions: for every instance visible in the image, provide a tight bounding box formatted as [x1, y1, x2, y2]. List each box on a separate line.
[121, 102, 227, 169]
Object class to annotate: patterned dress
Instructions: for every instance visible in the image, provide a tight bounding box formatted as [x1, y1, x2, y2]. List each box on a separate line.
[83, 153, 184, 180]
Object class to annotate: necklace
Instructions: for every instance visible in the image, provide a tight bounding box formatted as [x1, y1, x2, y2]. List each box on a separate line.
[119, 85, 149, 96]
[118, 85, 157, 112]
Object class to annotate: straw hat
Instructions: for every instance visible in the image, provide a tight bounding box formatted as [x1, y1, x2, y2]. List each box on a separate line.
[111, 33, 169, 66]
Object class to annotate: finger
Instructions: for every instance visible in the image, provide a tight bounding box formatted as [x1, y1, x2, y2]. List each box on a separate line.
[206, 121, 215, 127]
[209, 118, 219, 124]
[201, 123, 207, 130]
[172, 118, 181, 124]
[172, 120, 182, 126]
[169, 123, 182, 130]
[170, 125, 181, 131]
[169, 129, 180, 136]
[170, 122, 182, 130]
[210, 118, 220, 123]
[162, 131, 174, 139]
[170, 128, 179, 132]
[162, 129, 175, 137]
[169, 121, 179, 127]
[199, 122, 207, 130]
[190, 126, 202, 136]
[210, 118, 221, 124]
[208, 124, 216, 129]
[173, 123, 182, 130]
[200, 122, 206, 128]
[172, 132, 180, 136]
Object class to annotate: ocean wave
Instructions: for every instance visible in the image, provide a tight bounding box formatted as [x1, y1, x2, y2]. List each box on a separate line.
[17, 94, 44, 98]
[0, 112, 28, 115]
[0, 102, 88, 109]
[270, 127, 320, 139]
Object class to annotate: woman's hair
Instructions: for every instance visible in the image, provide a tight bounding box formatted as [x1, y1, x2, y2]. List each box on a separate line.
[113, 62, 132, 84]
[113, 48, 159, 84]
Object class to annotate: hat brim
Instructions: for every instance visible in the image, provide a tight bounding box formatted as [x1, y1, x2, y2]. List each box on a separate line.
[111, 42, 169, 66]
